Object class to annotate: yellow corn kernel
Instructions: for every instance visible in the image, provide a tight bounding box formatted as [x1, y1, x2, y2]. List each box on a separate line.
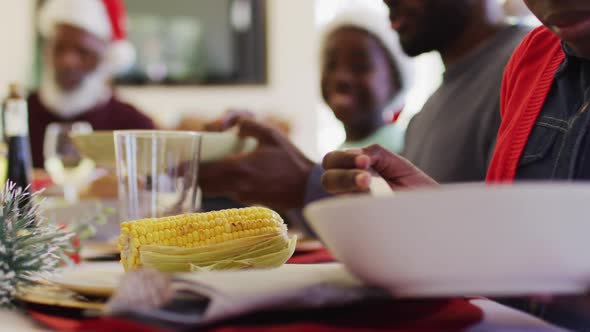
[117, 207, 288, 271]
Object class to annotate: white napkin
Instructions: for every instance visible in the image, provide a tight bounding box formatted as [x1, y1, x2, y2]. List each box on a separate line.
[107, 263, 386, 326]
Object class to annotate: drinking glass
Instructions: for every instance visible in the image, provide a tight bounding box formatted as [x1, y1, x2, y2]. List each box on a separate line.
[44, 122, 95, 203]
[114, 130, 201, 221]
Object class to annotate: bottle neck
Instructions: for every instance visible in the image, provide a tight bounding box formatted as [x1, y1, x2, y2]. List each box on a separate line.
[4, 99, 29, 137]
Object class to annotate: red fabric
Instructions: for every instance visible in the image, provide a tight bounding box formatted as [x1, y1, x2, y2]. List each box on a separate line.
[29, 311, 164, 332]
[101, 0, 128, 41]
[486, 26, 566, 182]
[30, 298, 483, 332]
[201, 299, 483, 332]
[288, 247, 335, 264]
[32, 177, 53, 192]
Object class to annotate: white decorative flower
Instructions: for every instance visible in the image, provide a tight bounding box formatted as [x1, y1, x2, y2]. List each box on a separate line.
[0, 183, 74, 307]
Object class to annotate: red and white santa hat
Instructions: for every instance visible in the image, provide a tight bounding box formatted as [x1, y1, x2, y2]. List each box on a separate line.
[38, 0, 136, 74]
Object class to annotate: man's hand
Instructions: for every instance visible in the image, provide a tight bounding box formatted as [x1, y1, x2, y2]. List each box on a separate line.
[199, 118, 314, 211]
[321, 145, 438, 194]
[203, 110, 255, 132]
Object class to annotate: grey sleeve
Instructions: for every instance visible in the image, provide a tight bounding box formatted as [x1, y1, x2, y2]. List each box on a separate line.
[400, 113, 421, 159]
[285, 164, 333, 237]
[303, 164, 332, 205]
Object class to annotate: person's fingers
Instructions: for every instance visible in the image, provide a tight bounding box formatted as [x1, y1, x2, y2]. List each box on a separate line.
[226, 109, 256, 119]
[362, 145, 409, 173]
[362, 145, 438, 187]
[203, 119, 227, 132]
[224, 111, 255, 129]
[204, 111, 255, 132]
[237, 118, 285, 147]
[321, 169, 371, 194]
[322, 150, 371, 170]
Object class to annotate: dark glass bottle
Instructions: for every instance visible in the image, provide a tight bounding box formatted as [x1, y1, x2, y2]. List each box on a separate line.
[2, 83, 33, 208]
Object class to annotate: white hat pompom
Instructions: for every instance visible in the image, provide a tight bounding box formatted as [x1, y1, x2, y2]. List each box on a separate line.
[107, 40, 136, 74]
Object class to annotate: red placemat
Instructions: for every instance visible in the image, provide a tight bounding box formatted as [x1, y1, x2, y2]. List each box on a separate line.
[288, 247, 334, 264]
[30, 298, 483, 332]
[29, 311, 164, 332]
[202, 298, 484, 332]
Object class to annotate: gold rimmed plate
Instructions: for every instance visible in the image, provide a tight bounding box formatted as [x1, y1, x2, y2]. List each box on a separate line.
[17, 284, 106, 311]
[48, 263, 124, 297]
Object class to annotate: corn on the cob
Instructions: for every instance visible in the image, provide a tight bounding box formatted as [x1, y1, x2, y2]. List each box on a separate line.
[117, 207, 296, 272]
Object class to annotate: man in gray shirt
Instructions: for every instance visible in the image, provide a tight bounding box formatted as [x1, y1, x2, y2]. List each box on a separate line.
[402, 25, 530, 183]
[388, 0, 531, 183]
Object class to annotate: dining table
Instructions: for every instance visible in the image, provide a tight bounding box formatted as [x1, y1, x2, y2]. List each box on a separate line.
[16, 176, 575, 332]
[5, 248, 568, 332]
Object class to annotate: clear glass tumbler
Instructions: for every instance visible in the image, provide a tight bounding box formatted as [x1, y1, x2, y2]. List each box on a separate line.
[114, 130, 201, 221]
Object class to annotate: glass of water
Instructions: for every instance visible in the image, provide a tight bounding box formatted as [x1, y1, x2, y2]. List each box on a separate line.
[114, 130, 201, 221]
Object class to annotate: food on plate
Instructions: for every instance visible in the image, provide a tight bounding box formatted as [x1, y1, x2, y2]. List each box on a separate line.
[80, 174, 118, 198]
[117, 207, 297, 272]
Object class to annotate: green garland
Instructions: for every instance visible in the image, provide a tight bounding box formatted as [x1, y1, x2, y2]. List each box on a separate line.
[0, 183, 73, 308]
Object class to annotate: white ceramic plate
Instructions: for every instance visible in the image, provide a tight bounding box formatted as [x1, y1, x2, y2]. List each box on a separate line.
[48, 262, 124, 297]
[71, 131, 257, 168]
[304, 183, 590, 297]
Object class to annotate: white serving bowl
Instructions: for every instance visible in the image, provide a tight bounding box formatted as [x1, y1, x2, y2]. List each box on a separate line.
[304, 183, 590, 297]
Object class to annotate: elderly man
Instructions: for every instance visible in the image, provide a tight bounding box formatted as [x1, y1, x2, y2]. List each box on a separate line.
[29, 0, 155, 167]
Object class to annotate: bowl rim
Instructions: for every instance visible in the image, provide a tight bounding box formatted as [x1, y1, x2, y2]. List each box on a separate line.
[71, 130, 250, 140]
[69, 130, 114, 137]
[303, 182, 590, 225]
[113, 130, 202, 139]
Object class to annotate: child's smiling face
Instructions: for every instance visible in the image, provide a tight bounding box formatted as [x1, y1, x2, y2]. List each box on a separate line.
[321, 27, 400, 131]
